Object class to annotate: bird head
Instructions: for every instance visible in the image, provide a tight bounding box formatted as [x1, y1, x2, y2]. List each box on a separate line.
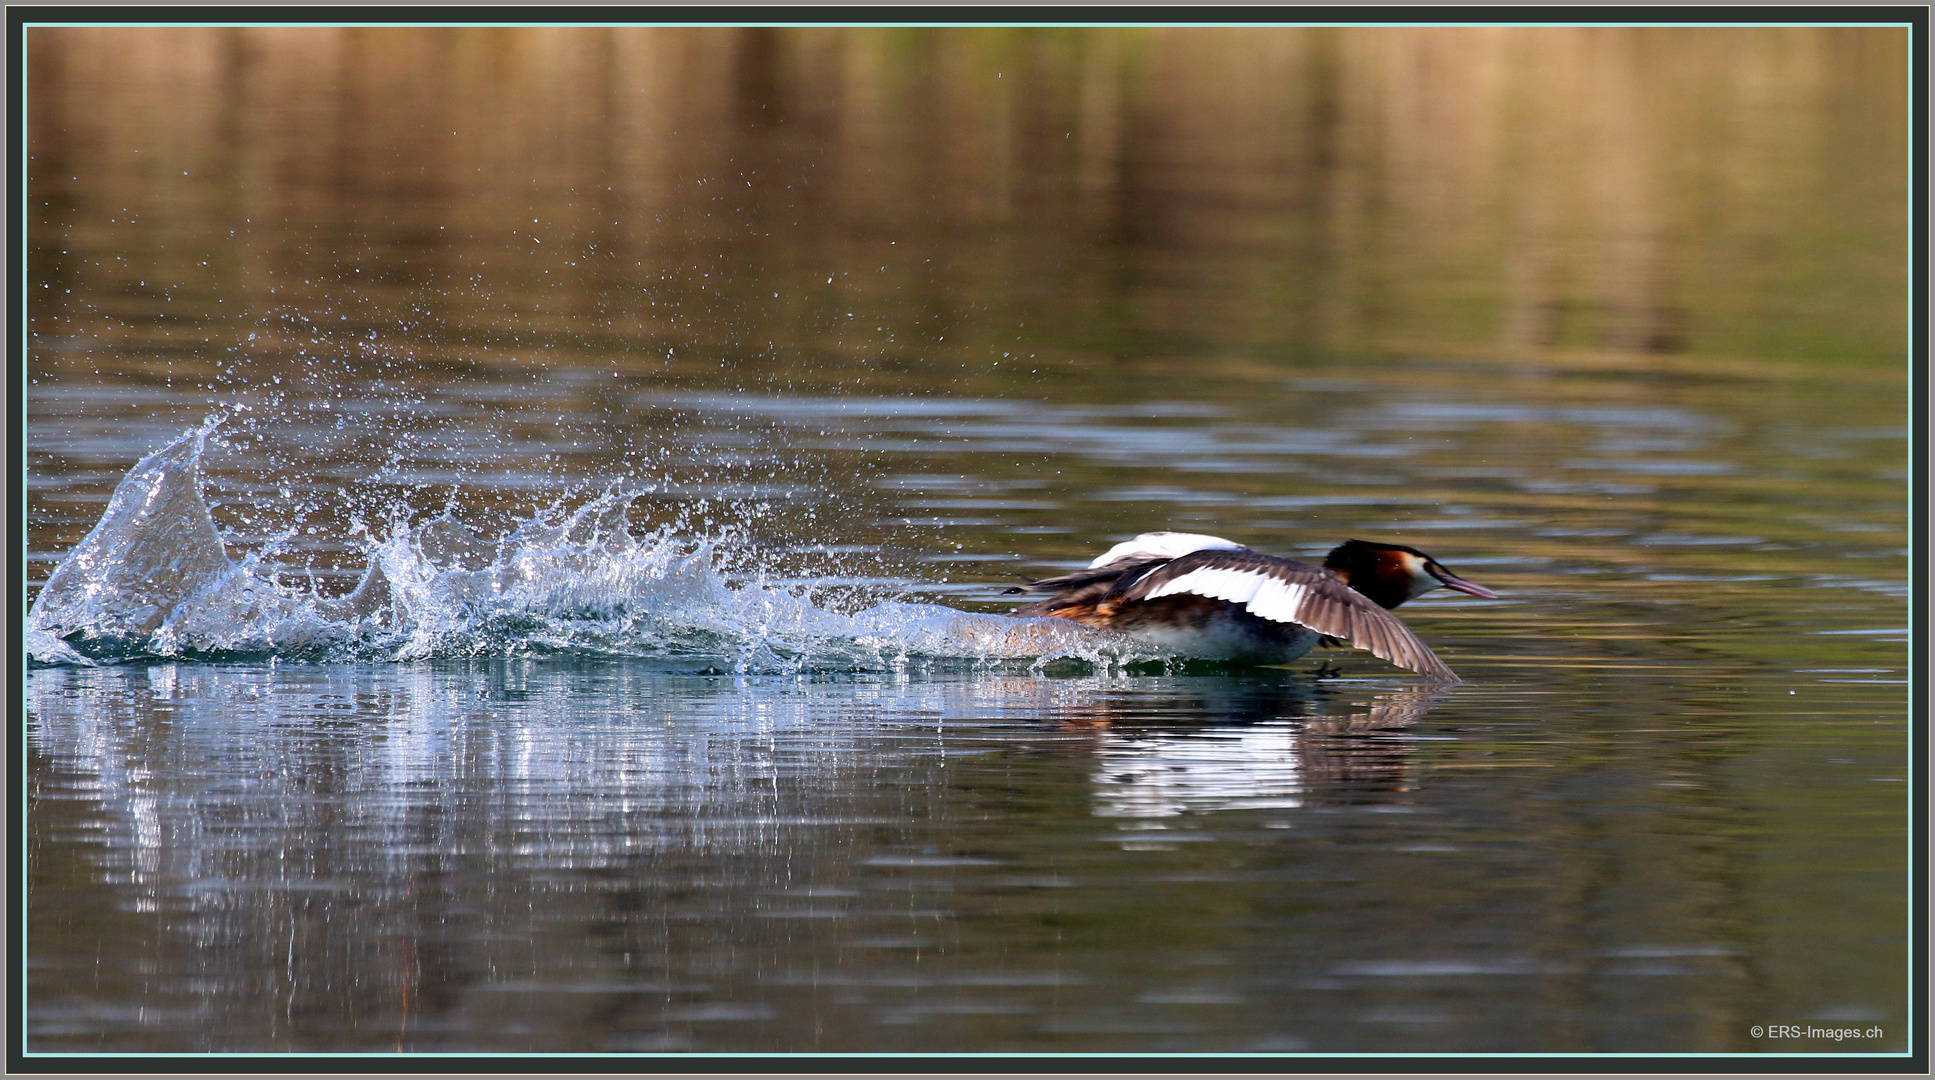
[1323, 539, 1498, 610]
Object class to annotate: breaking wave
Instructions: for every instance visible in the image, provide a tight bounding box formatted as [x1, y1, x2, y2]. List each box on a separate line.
[26, 422, 1137, 672]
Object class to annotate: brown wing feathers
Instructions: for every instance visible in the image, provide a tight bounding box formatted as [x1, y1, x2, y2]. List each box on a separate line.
[1004, 557, 1167, 620]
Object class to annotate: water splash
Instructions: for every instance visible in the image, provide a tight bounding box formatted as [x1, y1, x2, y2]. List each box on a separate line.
[27, 424, 1135, 671]
[27, 418, 233, 663]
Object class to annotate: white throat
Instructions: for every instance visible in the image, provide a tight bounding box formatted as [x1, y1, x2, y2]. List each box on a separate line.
[1399, 554, 1442, 600]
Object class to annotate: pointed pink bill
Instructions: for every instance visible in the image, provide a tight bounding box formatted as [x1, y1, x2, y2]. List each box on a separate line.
[1430, 565, 1498, 599]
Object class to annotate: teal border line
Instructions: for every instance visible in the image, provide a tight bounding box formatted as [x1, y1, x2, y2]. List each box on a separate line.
[14, 12, 1924, 1069]
[8, 18, 20, 1080]
[15, 21, 1918, 28]
[11, 11, 29, 1073]
[1905, 9, 1929, 1076]
[17, 1050, 1922, 1058]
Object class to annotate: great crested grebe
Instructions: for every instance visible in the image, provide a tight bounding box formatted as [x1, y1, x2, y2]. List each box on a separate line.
[1006, 532, 1497, 680]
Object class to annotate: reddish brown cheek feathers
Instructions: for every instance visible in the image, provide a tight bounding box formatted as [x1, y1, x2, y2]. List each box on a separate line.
[1347, 556, 1417, 610]
[1319, 542, 1418, 609]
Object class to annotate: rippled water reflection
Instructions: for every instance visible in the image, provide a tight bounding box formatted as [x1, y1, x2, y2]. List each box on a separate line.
[27, 660, 1907, 1053]
[24, 25, 1909, 1056]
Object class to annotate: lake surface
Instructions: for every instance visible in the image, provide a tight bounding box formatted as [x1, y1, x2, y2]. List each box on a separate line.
[23, 26, 1911, 1057]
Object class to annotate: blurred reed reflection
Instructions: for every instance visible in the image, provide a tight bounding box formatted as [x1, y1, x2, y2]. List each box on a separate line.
[28, 25, 1906, 386]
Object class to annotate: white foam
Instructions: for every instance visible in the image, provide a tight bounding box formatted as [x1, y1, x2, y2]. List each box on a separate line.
[27, 424, 1150, 672]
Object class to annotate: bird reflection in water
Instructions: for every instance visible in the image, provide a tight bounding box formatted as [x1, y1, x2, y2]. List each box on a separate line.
[1072, 683, 1443, 818]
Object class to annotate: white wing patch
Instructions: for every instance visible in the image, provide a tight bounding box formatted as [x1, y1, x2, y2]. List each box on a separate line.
[1143, 566, 1277, 608]
[1088, 531, 1245, 569]
[1244, 576, 1310, 624]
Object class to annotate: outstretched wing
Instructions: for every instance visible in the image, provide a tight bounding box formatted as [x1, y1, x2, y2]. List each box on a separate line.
[1005, 533, 1253, 607]
[1115, 549, 1459, 681]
